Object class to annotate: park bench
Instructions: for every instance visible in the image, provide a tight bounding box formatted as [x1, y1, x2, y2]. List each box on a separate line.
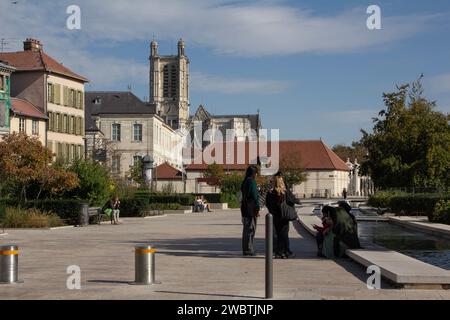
[88, 207, 110, 225]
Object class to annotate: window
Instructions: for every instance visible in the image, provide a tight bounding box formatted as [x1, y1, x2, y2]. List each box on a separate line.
[70, 116, 75, 134]
[0, 75, 5, 91]
[32, 120, 39, 135]
[47, 83, 54, 103]
[133, 124, 142, 142]
[112, 156, 121, 174]
[112, 123, 121, 141]
[19, 117, 25, 132]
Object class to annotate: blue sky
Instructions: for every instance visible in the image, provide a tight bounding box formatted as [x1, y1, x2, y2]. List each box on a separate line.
[1, 0, 450, 146]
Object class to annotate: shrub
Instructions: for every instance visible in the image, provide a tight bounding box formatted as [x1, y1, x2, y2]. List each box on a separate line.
[220, 193, 240, 208]
[368, 191, 408, 208]
[196, 194, 222, 203]
[134, 192, 194, 206]
[369, 192, 450, 218]
[25, 199, 84, 225]
[431, 200, 450, 225]
[66, 160, 111, 206]
[120, 198, 182, 217]
[220, 173, 243, 195]
[2, 207, 64, 228]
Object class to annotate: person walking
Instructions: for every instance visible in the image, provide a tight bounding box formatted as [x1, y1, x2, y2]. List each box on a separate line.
[343, 188, 348, 200]
[240, 166, 260, 256]
[266, 174, 294, 259]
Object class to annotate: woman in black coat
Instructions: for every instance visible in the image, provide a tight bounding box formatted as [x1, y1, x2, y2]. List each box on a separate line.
[265, 175, 294, 259]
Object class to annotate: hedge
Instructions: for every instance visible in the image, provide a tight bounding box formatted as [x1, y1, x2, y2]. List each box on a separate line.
[0, 199, 84, 225]
[120, 198, 182, 217]
[368, 192, 450, 219]
[134, 192, 194, 206]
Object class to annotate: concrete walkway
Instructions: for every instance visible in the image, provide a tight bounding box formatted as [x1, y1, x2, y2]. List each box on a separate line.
[0, 209, 449, 300]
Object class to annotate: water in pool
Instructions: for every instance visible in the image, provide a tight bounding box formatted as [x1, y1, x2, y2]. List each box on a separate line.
[357, 221, 450, 270]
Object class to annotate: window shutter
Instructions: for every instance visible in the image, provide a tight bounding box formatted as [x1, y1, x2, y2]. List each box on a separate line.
[51, 84, 55, 103]
[80, 91, 84, 110]
[55, 84, 61, 105]
[59, 113, 63, 132]
[81, 117, 84, 136]
[71, 116, 75, 134]
[63, 86, 68, 106]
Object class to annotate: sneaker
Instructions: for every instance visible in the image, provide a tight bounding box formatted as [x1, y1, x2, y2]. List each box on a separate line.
[286, 252, 295, 259]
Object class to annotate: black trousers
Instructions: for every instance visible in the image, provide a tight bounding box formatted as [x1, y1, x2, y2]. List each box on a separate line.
[274, 218, 290, 255]
[242, 216, 257, 254]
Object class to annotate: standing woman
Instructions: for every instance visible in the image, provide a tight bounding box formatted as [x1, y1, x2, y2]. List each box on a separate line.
[266, 175, 294, 259]
[241, 166, 260, 256]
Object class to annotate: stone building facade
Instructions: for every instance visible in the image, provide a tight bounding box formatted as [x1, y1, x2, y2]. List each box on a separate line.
[0, 38, 88, 161]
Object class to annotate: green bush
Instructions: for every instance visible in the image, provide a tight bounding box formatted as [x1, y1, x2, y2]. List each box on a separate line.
[220, 173, 243, 195]
[220, 193, 240, 208]
[120, 198, 182, 217]
[2, 207, 64, 228]
[134, 193, 194, 206]
[368, 191, 408, 208]
[431, 200, 450, 225]
[0, 199, 83, 225]
[66, 160, 111, 206]
[194, 194, 222, 203]
[369, 192, 450, 219]
[25, 199, 84, 225]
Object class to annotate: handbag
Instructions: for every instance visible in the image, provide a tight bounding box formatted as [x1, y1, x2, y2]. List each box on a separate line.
[280, 201, 298, 221]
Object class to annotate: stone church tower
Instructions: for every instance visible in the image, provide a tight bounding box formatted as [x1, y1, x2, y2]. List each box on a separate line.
[149, 39, 190, 130]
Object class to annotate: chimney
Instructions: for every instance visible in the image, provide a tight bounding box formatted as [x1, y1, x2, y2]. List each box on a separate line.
[23, 38, 43, 52]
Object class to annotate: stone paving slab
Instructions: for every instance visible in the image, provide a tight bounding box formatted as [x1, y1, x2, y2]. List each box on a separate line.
[0, 209, 449, 299]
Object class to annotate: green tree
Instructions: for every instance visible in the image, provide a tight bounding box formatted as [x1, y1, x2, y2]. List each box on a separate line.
[127, 161, 144, 185]
[279, 152, 307, 189]
[333, 141, 368, 163]
[360, 79, 450, 189]
[203, 162, 225, 187]
[66, 159, 111, 206]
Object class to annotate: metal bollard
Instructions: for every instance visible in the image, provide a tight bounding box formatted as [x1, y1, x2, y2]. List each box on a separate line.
[79, 203, 89, 227]
[265, 214, 273, 299]
[0, 245, 19, 284]
[134, 245, 156, 285]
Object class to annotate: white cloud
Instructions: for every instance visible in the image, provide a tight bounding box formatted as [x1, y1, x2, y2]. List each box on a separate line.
[191, 71, 290, 94]
[0, 0, 443, 89]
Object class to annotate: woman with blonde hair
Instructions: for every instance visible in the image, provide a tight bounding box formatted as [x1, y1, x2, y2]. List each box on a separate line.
[265, 173, 294, 259]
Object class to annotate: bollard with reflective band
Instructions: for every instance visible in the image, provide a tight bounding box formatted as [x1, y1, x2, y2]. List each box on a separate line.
[265, 214, 273, 299]
[0, 245, 19, 284]
[133, 245, 156, 285]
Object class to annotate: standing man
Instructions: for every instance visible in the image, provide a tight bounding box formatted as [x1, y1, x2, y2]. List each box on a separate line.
[343, 188, 348, 200]
[241, 166, 260, 256]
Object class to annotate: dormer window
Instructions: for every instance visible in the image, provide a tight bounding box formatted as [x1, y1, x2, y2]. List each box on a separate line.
[93, 97, 102, 105]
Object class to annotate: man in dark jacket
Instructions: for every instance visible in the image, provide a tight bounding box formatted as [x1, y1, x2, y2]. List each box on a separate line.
[241, 166, 260, 256]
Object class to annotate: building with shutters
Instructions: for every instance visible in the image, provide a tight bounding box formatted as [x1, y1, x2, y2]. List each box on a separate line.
[0, 38, 89, 162]
[0, 62, 15, 138]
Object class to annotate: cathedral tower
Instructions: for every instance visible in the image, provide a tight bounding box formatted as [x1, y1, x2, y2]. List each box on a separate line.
[149, 39, 190, 130]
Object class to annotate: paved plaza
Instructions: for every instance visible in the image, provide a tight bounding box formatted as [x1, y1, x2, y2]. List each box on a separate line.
[1, 209, 449, 300]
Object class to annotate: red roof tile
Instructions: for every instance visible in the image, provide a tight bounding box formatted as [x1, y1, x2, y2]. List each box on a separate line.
[185, 140, 349, 172]
[0, 51, 88, 82]
[155, 162, 183, 180]
[11, 98, 47, 120]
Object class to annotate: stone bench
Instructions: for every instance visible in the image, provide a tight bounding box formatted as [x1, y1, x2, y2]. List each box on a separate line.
[297, 211, 450, 289]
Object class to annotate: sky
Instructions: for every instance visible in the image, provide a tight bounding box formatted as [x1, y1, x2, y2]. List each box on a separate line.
[1, 0, 449, 146]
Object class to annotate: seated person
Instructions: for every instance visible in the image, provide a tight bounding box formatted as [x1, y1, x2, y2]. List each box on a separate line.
[313, 211, 333, 258]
